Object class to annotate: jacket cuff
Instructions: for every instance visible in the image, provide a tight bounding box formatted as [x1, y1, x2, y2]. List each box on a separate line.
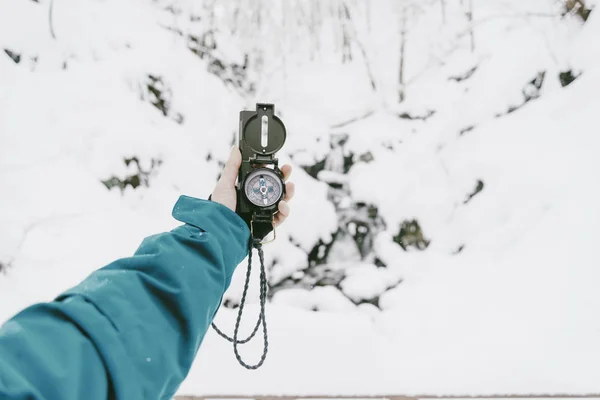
[172, 195, 250, 271]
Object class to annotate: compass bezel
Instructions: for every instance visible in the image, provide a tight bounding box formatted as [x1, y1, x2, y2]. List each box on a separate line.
[242, 167, 285, 208]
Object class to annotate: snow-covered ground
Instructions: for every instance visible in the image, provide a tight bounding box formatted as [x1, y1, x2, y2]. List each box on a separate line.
[1, 0, 600, 396]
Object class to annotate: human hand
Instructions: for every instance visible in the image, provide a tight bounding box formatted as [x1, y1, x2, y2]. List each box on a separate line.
[211, 146, 295, 227]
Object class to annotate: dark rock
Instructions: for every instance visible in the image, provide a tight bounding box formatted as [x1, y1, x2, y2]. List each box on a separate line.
[102, 157, 162, 192]
[464, 179, 484, 204]
[393, 220, 430, 250]
[188, 32, 254, 95]
[4, 49, 20, 64]
[453, 244, 465, 254]
[147, 75, 170, 116]
[374, 257, 387, 268]
[523, 71, 546, 102]
[398, 109, 436, 121]
[559, 70, 579, 87]
[307, 233, 338, 266]
[301, 158, 326, 180]
[563, 0, 592, 21]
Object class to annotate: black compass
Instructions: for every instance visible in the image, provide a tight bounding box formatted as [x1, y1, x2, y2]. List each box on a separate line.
[211, 103, 287, 371]
[237, 103, 287, 241]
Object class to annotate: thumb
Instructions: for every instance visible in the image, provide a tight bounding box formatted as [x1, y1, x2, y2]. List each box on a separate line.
[218, 146, 242, 187]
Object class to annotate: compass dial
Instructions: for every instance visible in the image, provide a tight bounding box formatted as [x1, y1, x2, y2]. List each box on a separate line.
[244, 169, 283, 207]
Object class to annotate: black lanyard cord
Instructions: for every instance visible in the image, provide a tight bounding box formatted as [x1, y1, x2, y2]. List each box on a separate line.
[211, 237, 269, 370]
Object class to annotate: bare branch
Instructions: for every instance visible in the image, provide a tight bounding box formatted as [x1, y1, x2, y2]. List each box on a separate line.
[399, 8, 407, 103]
[340, 1, 378, 91]
[330, 109, 375, 129]
[49, 0, 56, 40]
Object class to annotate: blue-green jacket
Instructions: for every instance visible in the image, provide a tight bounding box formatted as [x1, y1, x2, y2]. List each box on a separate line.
[0, 196, 250, 399]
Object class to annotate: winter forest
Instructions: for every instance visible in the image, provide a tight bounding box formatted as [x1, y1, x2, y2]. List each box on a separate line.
[1, 0, 600, 396]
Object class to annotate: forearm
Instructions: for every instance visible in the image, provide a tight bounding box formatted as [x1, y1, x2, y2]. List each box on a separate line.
[0, 196, 250, 400]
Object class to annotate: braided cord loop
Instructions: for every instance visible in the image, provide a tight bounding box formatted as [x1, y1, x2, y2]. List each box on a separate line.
[211, 237, 269, 369]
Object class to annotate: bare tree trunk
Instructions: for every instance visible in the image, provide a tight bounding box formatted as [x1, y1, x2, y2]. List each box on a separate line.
[398, 9, 407, 103]
[354, 35, 377, 91]
[310, 0, 321, 61]
[466, 0, 475, 52]
[341, 2, 377, 91]
[231, 3, 240, 35]
[340, 3, 353, 63]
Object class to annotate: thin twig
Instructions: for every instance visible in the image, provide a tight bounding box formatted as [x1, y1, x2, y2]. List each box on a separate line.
[49, 0, 56, 40]
[330, 109, 375, 129]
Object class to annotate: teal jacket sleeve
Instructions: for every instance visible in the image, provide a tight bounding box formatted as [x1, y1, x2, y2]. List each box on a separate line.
[0, 195, 250, 400]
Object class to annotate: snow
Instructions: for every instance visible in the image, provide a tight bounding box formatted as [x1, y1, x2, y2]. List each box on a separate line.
[271, 287, 356, 313]
[340, 263, 403, 303]
[2, 0, 600, 397]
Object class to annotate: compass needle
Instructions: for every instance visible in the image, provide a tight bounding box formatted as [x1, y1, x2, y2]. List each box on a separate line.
[244, 169, 284, 208]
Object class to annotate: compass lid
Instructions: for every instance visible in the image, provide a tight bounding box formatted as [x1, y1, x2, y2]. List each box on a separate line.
[242, 103, 286, 155]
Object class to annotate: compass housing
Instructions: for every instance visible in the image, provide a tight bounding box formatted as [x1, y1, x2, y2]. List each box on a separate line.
[237, 104, 287, 238]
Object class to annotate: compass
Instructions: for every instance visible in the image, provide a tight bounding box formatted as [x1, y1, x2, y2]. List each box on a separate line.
[237, 103, 287, 241]
[211, 103, 286, 370]
[244, 168, 284, 207]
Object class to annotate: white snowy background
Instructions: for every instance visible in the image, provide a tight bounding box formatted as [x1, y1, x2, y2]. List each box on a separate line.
[1, 0, 600, 396]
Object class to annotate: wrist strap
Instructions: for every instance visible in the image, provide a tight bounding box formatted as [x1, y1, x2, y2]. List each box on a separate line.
[249, 209, 275, 242]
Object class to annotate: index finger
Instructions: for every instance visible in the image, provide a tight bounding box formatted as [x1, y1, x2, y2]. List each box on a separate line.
[281, 164, 292, 182]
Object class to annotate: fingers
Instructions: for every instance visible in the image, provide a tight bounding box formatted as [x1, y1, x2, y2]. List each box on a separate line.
[281, 164, 292, 182]
[273, 181, 294, 227]
[284, 181, 295, 202]
[218, 146, 242, 187]
[274, 200, 290, 227]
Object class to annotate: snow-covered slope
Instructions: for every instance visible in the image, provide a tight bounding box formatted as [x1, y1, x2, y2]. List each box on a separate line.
[1, 0, 599, 396]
